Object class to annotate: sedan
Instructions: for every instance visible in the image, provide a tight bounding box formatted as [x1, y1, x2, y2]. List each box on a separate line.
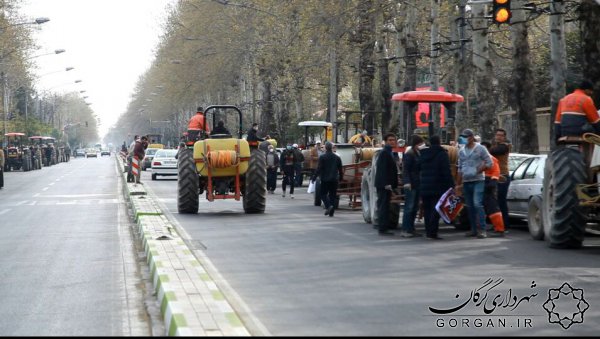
[142, 148, 160, 170]
[74, 148, 86, 157]
[85, 149, 98, 158]
[506, 154, 546, 219]
[151, 149, 178, 180]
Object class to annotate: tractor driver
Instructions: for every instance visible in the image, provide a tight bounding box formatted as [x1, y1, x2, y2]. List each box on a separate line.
[187, 106, 211, 141]
[555, 80, 600, 140]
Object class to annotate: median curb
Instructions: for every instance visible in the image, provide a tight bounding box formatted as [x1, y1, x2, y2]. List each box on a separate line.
[116, 156, 251, 336]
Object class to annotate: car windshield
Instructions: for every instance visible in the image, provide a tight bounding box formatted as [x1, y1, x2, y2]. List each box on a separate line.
[509, 155, 534, 172]
[154, 149, 177, 158]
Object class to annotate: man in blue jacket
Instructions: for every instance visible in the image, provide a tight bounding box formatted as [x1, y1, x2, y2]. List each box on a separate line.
[375, 133, 399, 236]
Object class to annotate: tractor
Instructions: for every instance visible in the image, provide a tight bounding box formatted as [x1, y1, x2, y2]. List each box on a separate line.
[4, 132, 33, 172]
[540, 134, 600, 249]
[177, 105, 267, 214]
[361, 90, 465, 229]
[28, 136, 45, 170]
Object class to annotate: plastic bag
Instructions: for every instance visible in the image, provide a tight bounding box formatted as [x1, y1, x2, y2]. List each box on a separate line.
[435, 187, 464, 224]
[307, 180, 316, 194]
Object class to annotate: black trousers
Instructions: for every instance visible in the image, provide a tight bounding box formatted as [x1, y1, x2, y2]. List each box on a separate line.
[376, 188, 391, 231]
[282, 166, 295, 194]
[497, 175, 510, 227]
[267, 168, 278, 191]
[0, 168, 3, 188]
[422, 194, 442, 237]
[320, 181, 338, 209]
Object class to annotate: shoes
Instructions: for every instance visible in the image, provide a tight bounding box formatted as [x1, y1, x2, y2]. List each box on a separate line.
[489, 230, 505, 237]
[328, 206, 335, 217]
[477, 231, 487, 239]
[465, 232, 477, 237]
[325, 208, 330, 216]
[378, 230, 394, 236]
[282, 193, 286, 198]
[290, 194, 294, 199]
[426, 235, 443, 240]
[400, 231, 415, 238]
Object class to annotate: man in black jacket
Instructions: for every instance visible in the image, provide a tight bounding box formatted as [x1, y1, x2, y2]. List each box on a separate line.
[312, 142, 343, 217]
[418, 135, 454, 240]
[375, 133, 399, 235]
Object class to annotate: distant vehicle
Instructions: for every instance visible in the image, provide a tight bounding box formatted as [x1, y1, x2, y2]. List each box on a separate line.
[74, 148, 86, 157]
[142, 148, 160, 170]
[100, 148, 111, 156]
[151, 149, 178, 180]
[85, 148, 98, 158]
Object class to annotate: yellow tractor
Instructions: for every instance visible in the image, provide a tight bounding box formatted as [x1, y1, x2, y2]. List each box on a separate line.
[177, 105, 267, 214]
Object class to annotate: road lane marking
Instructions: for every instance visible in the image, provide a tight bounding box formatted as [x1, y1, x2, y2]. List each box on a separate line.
[33, 193, 40, 197]
[0, 209, 10, 215]
[15, 201, 29, 206]
[49, 183, 55, 186]
[42, 187, 49, 191]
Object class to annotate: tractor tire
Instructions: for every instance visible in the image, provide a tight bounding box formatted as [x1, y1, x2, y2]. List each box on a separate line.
[244, 149, 267, 213]
[542, 147, 586, 249]
[361, 172, 372, 223]
[51, 149, 57, 165]
[243, 149, 267, 214]
[177, 148, 199, 214]
[313, 178, 322, 206]
[528, 195, 544, 240]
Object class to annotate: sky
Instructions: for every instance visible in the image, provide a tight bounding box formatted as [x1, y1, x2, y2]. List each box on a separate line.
[20, 0, 177, 139]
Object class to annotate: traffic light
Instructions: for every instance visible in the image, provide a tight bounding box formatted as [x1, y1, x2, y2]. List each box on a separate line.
[492, 0, 511, 24]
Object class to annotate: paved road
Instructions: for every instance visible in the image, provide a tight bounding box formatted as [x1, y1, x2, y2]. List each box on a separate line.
[143, 169, 600, 336]
[0, 155, 151, 336]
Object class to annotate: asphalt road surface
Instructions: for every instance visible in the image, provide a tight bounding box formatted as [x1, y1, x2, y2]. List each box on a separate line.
[0, 155, 151, 336]
[143, 170, 600, 336]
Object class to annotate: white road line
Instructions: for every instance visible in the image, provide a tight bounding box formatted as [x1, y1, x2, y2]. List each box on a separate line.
[0, 209, 10, 215]
[42, 187, 49, 191]
[49, 183, 55, 186]
[33, 193, 40, 197]
[15, 201, 28, 206]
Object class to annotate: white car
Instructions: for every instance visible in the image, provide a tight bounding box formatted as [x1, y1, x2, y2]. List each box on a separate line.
[150, 149, 178, 180]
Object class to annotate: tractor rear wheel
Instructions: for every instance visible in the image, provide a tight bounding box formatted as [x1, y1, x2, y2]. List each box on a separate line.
[542, 147, 586, 249]
[23, 154, 31, 172]
[243, 149, 266, 214]
[177, 148, 199, 214]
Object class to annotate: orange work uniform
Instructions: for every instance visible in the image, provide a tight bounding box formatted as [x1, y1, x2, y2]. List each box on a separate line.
[554, 89, 600, 137]
[483, 156, 505, 232]
[188, 112, 211, 132]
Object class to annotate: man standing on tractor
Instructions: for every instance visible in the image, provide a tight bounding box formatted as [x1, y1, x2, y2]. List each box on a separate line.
[554, 80, 600, 139]
[187, 106, 211, 141]
[246, 123, 269, 143]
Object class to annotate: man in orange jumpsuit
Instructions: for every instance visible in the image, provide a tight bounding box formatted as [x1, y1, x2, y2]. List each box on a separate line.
[187, 106, 211, 141]
[481, 141, 505, 237]
[555, 80, 600, 139]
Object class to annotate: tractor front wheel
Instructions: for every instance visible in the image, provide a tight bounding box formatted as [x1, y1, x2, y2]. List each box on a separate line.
[177, 148, 199, 214]
[243, 149, 266, 214]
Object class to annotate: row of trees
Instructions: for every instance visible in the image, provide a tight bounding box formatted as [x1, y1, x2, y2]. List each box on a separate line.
[108, 0, 600, 153]
[1, 0, 99, 148]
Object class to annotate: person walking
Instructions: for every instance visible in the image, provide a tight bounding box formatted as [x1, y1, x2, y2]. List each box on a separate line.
[292, 143, 305, 186]
[489, 128, 512, 229]
[280, 144, 297, 198]
[419, 135, 454, 240]
[400, 134, 425, 237]
[375, 133, 400, 236]
[266, 145, 279, 194]
[456, 129, 493, 239]
[312, 141, 343, 217]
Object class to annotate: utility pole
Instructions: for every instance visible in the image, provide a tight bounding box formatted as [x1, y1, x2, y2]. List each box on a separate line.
[328, 47, 338, 142]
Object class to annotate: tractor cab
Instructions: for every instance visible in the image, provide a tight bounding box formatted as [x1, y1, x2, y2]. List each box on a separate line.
[4, 132, 32, 171]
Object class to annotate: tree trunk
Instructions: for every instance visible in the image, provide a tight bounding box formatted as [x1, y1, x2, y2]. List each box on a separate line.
[471, 3, 495, 141]
[510, 0, 538, 154]
[377, 3, 392, 135]
[429, 0, 440, 138]
[549, 0, 567, 150]
[449, 0, 470, 136]
[391, 0, 407, 136]
[355, 0, 377, 136]
[580, 0, 600, 104]
[258, 66, 276, 138]
[401, 0, 418, 141]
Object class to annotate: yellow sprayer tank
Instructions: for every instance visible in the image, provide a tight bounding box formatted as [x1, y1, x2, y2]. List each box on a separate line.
[193, 138, 251, 176]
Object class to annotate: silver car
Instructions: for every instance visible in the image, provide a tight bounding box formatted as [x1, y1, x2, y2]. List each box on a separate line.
[150, 149, 178, 180]
[506, 154, 547, 219]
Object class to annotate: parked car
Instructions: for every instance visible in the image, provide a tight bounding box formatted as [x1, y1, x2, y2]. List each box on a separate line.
[506, 154, 546, 219]
[508, 153, 536, 176]
[142, 148, 160, 170]
[74, 148, 86, 157]
[151, 149, 178, 180]
[100, 148, 111, 156]
[85, 148, 98, 158]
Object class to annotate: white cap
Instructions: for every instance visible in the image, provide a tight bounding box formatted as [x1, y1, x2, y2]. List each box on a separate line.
[293, 143, 298, 148]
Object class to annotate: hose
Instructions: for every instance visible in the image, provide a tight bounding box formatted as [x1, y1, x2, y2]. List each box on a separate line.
[583, 133, 600, 146]
[207, 150, 239, 168]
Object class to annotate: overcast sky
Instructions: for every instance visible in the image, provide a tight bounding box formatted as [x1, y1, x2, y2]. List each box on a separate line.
[20, 0, 176, 139]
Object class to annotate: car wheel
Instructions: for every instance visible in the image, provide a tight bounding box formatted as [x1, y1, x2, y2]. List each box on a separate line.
[528, 195, 544, 240]
[151, 173, 157, 180]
